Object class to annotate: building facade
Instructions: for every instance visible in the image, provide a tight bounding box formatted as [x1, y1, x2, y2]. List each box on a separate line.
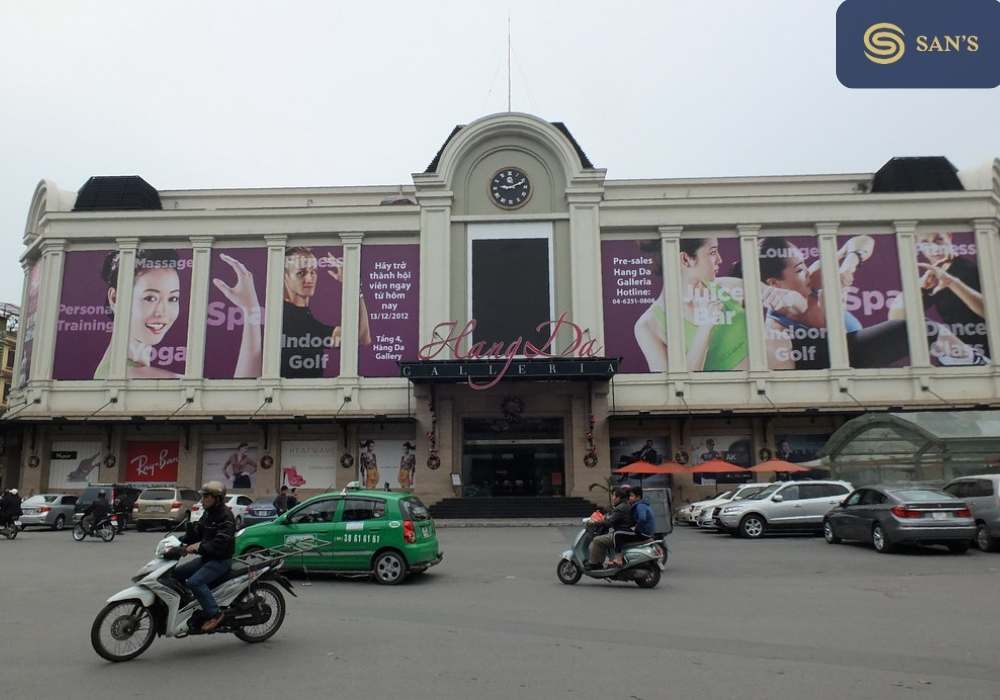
[7, 113, 1000, 507]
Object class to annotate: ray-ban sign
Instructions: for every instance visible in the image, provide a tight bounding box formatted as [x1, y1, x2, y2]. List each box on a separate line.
[837, 0, 1000, 88]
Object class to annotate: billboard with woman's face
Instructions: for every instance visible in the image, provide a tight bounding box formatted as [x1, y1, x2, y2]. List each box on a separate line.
[601, 239, 663, 373]
[838, 234, 910, 368]
[678, 237, 748, 371]
[53, 248, 191, 379]
[281, 246, 345, 378]
[204, 248, 267, 379]
[916, 231, 990, 366]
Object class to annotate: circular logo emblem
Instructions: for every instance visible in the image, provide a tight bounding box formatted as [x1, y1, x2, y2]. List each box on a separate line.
[864, 22, 905, 65]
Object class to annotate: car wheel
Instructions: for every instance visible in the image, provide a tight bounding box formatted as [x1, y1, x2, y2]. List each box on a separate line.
[739, 515, 766, 539]
[872, 523, 894, 553]
[975, 523, 998, 552]
[823, 519, 841, 544]
[52, 515, 66, 531]
[372, 550, 407, 585]
[947, 542, 970, 554]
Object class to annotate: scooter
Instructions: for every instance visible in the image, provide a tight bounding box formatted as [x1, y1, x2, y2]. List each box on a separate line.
[73, 515, 117, 542]
[557, 519, 668, 588]
[90, 534, 327, 662]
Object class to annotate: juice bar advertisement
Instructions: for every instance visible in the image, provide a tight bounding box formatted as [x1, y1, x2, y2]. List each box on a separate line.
[53, 248, 192, 379]
[359, 244, 419, 377]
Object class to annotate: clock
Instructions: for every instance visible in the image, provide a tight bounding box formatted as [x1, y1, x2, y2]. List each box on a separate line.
[490, 168, 531, 209]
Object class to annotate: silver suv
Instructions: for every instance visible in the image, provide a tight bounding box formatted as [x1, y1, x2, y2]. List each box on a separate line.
[943, 474, 1000, 552]
[718, 480, 853, 538]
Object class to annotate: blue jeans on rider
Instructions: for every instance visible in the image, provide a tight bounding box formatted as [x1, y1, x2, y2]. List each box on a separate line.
[173, 557, 230, 617]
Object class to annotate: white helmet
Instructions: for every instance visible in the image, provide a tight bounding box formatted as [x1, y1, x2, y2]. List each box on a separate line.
[9, 489, 17, 495]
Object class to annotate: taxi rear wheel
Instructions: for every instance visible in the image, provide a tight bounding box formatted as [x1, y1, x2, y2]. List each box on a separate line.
[372, 550, 407, 585]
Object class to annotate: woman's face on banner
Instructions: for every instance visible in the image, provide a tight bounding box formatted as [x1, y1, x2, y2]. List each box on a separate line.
[769, 246, 811, 299]
[284, 252, 318, 301]
[682, 238, 721, 284]
[917, 232, 953, 266]
[130, 268, 180, 346]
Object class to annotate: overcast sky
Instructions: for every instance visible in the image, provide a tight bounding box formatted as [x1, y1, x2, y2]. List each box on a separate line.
[1, 1, 998, 305]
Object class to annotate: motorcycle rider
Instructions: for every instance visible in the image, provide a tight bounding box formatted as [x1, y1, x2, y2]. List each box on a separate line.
[586, 486, 634, 570]
[0, 488, 22, 528]
[82, 490, 111, 533]
[173, 481, 236, 633]
[609, 486, 657, 567]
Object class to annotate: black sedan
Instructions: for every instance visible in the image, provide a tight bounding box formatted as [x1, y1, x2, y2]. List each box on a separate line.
[823, 485, 977, 554]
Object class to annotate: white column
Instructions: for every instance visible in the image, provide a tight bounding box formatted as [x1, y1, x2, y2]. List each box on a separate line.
[416, 191, 453, 355]
[738, 225, 767, 372]
[29, 239, 66, 382]
[817, 223, 849, 370]
[184, 236, 214, 379]
[107, 238, 140, 380]
[12, 259, 33, 390]
[339, 232, 365, 378]
[567, 193, 604, 347]
[894, 221, 931, 368]
[262, 235, 288, 380]
[658, 226, 688, 377]
[972, 219, 1000, 364]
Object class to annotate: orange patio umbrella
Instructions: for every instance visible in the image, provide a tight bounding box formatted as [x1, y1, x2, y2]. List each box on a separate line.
[748, 459, 811, 473]
[687, 459, 745, 474]
[613, 461, 688, 475]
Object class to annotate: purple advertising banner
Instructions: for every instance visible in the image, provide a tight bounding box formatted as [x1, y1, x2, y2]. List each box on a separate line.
[281, 245, 343, 378]
[916, 231, 990, 366]
[838, 234, 910, 368]
[759, 235, 830, 370]
[601, 239, 663, 373]
[18, 261, 42, 386]
[679, 237, 748, 371]
[359, 244, 419, 377]
[53, 251, 115, 380]
[204, 248, 267, 379]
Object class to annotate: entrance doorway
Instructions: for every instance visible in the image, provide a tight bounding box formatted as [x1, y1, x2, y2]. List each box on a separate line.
[461, 417, 565, 497]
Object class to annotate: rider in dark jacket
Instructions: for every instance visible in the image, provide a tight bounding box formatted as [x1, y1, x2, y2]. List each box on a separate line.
[83, 491, 111, 531]
[0, 489, 22, 526]
[587, 486, 635, 570]
[174, 481, 236, 632]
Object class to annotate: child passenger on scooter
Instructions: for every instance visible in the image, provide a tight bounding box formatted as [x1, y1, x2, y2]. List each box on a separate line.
[609, 487, 656, 567]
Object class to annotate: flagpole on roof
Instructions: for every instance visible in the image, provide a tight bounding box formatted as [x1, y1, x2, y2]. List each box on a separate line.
[507, 12, 512, 112]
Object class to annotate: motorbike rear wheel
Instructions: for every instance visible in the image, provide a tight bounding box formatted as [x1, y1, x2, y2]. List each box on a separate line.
[91, 601, 156, 662]
[234, 582, 286, 644]
[556, 559, 582, 585]
[98, 524, 115, 542]
[72, 524, 87, 541]
[635, 563, 661, 589]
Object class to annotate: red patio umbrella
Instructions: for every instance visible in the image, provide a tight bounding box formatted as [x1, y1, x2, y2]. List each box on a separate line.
[687, 459, 745, 474]
[748, 459, 811, 473]
[613, 461, 688, 475]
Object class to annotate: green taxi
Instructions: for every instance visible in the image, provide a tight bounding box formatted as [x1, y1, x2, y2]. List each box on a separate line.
[234, 486, 442, 585]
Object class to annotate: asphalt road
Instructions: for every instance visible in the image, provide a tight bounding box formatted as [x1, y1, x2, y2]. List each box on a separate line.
[3, 524, 1000, 700]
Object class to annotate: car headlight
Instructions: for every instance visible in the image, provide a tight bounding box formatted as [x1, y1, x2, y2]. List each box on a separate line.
[722, 506, 742, 514]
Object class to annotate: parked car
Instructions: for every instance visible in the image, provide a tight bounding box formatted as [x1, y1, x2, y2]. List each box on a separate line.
[678, 490, 735, 525]
[235, 488, 443, 585]
[824, 485, 977, 554]
[695, 483, 771, 528]
[74, 484, 142, 525]
[943, 474, 1000, 552]
[19, 494, 78, 530]
[242, 496, 280, 526]
[191, 494, 254, 528]
[133, 487, 201, 531]
[718, 480, 853, 538]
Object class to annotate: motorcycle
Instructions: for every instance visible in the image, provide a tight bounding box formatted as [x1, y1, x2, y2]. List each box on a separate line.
[557, 518, 668, 588]
[73, 516, 117, 543]
[90, 534, 327, 662]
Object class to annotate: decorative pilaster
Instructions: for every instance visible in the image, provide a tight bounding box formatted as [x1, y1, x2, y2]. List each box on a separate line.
[737, 225, 767, 371]
[567, 192, 604, 349]
[894, 221, 931, 368]
[29, 239, 66, 382]
[184, 236, 214, 379]
[817, 223, 849, 370]
[339, 232, 365, 378]
[107, 238, 140, 380]
[262, 235, 288, 380]
[416, 191, 453, 354]
[659, 226, 688, 377]
[972, 219, 1000, 365]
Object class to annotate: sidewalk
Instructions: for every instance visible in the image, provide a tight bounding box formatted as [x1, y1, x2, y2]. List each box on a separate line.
[434, 518, 582, 528]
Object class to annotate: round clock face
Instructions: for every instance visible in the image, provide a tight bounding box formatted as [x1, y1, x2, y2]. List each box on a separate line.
[490, 168, 531, 209]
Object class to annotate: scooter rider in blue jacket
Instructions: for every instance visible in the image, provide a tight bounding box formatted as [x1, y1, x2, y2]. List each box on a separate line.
[610, 487, 656, 567]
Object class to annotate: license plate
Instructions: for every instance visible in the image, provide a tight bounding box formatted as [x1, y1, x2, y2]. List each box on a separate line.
[148, 506, 165, 513]
[932, 512, 950, 520]
[23, 509, 36, 515]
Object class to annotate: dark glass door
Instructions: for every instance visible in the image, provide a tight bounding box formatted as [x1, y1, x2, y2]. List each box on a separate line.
[461, 417, 564, 497]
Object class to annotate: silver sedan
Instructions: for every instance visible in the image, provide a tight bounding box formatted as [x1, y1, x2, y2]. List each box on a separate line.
[823, 485, 977, 554]
[19, 494, 79, 530]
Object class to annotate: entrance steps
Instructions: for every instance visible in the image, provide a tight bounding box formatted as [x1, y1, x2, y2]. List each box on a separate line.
[429, 496, 599, 520]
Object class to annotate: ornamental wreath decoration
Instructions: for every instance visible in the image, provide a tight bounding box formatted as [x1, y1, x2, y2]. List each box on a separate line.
[260, 455, 274, 470]
[427, 453, 441, 470]
[674, 450, 690, 465]
[500, 395, 525, 422]
[104, 454, 117, 469]
[584, 451, 599, 468]
[340, 453, 355, 469]
[28, 455, 40, 469]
